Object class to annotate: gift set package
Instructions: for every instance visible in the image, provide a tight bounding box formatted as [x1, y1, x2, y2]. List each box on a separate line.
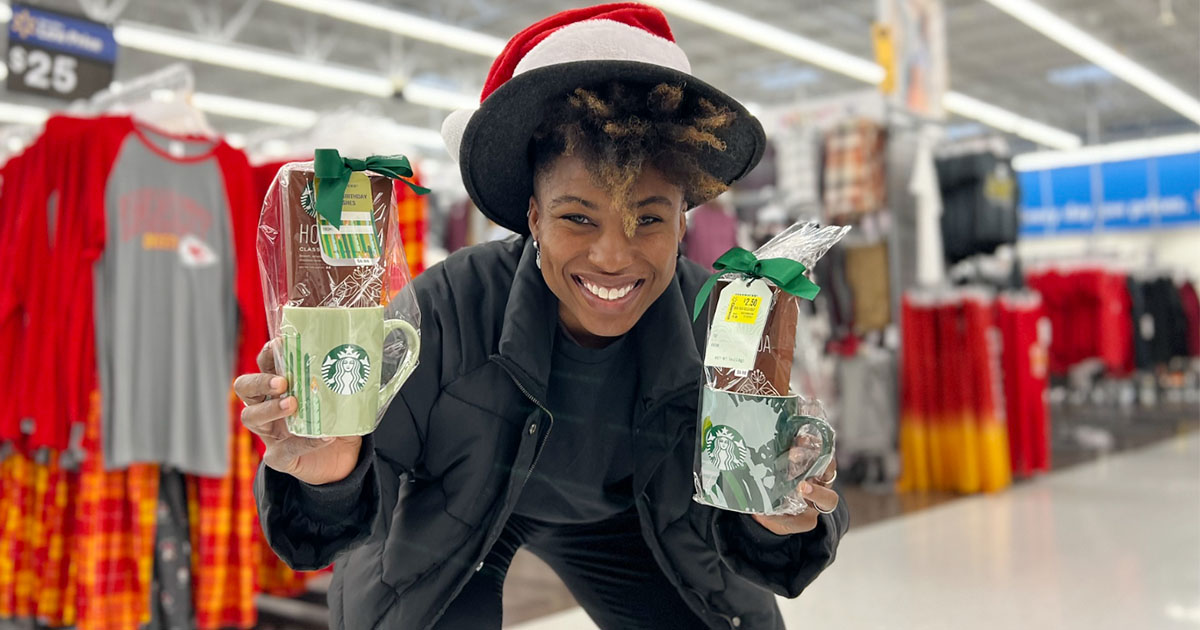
[257, 150, 427, 437]
[692, 222, 850, 515]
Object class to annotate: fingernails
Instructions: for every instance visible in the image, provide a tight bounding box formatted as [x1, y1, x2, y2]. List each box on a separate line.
[800, 482, 813, 494]
[321, 437, 336, 443]
[270, 377, 286, 392]
[279, 396, 296, 412]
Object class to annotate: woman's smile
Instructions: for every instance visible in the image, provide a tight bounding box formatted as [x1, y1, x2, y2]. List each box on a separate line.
[572, 274, 646, 310]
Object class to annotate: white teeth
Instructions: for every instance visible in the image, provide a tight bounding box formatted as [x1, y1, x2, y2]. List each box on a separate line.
[582, 280, 636, 301]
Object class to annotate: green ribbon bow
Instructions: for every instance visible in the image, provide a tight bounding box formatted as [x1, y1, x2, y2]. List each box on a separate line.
[313, 148, 431, 228]
[692, 247, 821, 321]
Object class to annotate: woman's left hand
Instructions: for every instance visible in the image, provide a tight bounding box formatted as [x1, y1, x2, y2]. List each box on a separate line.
[750, 458, 839, 536]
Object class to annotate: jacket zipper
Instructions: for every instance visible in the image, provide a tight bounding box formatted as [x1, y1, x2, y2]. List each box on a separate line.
[425, 359, 555, 629]
[635, 386, 739, 629]
[493, 358, 555, 476]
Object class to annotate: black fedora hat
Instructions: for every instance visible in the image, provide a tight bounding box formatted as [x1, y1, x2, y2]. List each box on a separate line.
[440, 3, 766, 235]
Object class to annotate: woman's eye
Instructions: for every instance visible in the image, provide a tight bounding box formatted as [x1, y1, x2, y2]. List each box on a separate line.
[563, 214, 592, 225]
[638, 215, 662, 226]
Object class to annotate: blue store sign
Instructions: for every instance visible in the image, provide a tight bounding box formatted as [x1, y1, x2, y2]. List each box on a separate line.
[1018, 150, 1200, 236]
[6, 4, 116, 101]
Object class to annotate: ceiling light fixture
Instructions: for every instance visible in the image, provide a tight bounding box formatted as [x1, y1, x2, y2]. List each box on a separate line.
[647, 0, 1082, 149]
[1013, 132, 1200, 171]
[113, 22, 394, 96]
[943, 92, 1082, 149]
[400, 82, 479, 112]
[263, 0, 505, 58]
[647, 0, 884, 84]
[0, 102, 49, 125]
[191, 92, 320, 127]
[982, 0, 1200, 124]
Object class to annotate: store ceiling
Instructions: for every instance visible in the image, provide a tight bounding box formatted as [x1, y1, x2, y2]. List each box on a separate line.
[2, 0, 1197, 147]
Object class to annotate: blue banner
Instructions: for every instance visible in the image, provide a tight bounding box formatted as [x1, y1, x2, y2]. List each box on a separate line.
[1018, 151, 1200, 236]
[8, 4, 116, 63]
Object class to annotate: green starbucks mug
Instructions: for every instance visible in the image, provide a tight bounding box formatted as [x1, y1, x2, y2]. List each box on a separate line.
[694, 386, 835, 515]
[278, 305, 420, 437]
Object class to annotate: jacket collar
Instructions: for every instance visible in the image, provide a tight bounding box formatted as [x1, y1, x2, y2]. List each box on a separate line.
[496, 237, 703, 409]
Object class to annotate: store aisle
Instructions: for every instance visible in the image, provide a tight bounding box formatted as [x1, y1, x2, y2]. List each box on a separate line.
[509, 432, 1200, 630]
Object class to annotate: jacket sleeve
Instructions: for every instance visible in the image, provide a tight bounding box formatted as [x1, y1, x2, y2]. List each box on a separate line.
[255, 268, 448, 570]
[709, 496, 849, 598]
[254, 435, 381, 571]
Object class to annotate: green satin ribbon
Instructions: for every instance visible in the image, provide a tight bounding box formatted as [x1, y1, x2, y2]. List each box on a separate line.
[692, 247, 821, 321]
[313, 148, 431, 228]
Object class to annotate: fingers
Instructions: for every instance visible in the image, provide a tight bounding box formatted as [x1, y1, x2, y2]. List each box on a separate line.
[257, 339, 280, 373]
[235, 374, 287, 406]
[240, 395, 296, 437]
[798, 480, 839, 514]
[813, 457, 838, 486]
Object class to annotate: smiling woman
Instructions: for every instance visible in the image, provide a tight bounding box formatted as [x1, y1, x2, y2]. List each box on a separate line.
[243, 5, 846, 630]
[528, 81, 739, 346]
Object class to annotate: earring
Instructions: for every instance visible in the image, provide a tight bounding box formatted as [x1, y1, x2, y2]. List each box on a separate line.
[534, 239, 542, 269]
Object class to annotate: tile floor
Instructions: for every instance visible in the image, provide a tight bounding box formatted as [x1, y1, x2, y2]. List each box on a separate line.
[509, 431, 1200, 630]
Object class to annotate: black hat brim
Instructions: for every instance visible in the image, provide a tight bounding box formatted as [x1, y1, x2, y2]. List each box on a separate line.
[456, 60, 767, 235]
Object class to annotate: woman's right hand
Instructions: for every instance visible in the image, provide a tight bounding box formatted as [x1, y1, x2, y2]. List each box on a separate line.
[235, 341, 364, 486]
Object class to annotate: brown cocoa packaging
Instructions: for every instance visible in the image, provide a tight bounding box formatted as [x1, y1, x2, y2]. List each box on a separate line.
[707, 279, 799, 396]
[281, 169, 395, 308]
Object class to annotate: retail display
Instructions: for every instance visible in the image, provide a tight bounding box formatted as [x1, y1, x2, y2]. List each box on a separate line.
[996, 292, 1051, 477]
[693, 222, 848, 515]
[823, 118, 887, 222]
[0, 4, 1193, 625]
[937, 152, 1018, 265]
[258, 154, 424, 437]
[897, 290, 1012, 494]
[1026, 266, 1197, 376]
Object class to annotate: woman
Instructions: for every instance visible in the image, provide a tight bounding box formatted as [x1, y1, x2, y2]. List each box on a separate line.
[236, 5, 847, 629]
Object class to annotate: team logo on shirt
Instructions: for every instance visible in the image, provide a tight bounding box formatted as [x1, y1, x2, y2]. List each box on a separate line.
[178, 234, 218, 267]
[321, 344, 371, 395]
[703, 424, 751, 471]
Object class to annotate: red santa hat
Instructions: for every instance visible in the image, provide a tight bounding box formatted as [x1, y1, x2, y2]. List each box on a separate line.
[441, 2, 765, 235]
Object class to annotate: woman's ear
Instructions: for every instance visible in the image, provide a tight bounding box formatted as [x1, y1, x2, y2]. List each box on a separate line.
[528, 195, 542, 239]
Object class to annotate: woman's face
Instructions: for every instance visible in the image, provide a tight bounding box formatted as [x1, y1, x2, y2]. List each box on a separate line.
[529, 154, 688, 347]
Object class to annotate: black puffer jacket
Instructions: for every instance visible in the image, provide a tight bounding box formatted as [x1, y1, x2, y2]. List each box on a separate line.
[256, 236, 848, 630]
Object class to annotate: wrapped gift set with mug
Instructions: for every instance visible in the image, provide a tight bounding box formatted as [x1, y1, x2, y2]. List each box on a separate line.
[258, 149, 428, 437]
[692, 222, 849, 515]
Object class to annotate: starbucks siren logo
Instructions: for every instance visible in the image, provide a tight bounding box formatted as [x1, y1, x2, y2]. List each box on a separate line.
[321, 344, 371, 395]
[704, 425, 751, 471]
[301, 180, 317, 218]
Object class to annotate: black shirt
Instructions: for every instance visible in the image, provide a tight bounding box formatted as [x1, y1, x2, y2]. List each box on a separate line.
[511, 326, 639, 523]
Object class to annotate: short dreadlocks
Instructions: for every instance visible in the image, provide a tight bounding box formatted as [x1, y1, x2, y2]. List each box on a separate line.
[531, 81, 737, 236]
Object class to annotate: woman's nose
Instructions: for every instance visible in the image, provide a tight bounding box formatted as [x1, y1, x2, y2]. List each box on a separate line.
[589, 223, 635, 272]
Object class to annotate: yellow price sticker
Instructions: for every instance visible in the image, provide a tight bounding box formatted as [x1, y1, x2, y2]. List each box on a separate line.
[724, 294, 762, 324]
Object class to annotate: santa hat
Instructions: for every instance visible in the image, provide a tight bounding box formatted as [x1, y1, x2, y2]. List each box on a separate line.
[441, 2, 765, 235]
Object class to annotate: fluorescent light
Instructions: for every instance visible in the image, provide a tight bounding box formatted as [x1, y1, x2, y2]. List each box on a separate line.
[647, 0, 884, 84]
[392, 125, 446, 150]
[648, 0, 1080, 149]
[401, 82, 479, 111]
[983, 0, 1200, 125]
[191, 92, 320, 127]
[943, 91, 1082, 149]
[1013, 133, 1200, 171]
[264, 0, 504, 58]
[0, 4, 10, 22]
[0, 102, 49, 125]
[113, 22, 394, 97]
